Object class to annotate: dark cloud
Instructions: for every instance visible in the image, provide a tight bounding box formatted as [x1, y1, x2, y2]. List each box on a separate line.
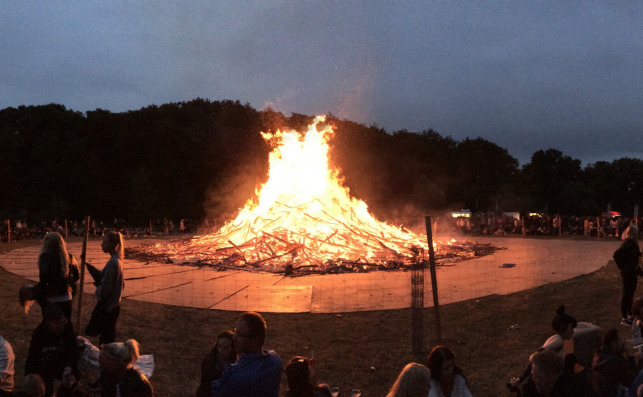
[1, 1, 641, 166]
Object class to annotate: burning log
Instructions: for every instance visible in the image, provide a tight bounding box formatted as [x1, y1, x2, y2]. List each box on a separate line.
[131, 116, 499, 275]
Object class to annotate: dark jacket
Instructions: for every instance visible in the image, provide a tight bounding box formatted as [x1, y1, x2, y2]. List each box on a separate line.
[614, 239, 642, 274]
[25, 321, 80, 381]
[591, 347, 636, 397]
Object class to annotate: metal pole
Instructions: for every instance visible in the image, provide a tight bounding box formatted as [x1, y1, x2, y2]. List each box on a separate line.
[425, 216, 442, 343]
[6, 220, 10, 244]
[75, 215, 90, 332]
[411, 259, 425, 354]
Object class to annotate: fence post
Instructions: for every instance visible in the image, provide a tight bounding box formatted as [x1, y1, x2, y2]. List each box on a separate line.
[425, 216, 442, 345]
[411, 260, 425, 354]
[75, 215, 91, 332]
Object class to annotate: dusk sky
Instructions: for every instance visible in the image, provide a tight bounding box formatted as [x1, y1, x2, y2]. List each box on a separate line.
[2, 2, 642, 166]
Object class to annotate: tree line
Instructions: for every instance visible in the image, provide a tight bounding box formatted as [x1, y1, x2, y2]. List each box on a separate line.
[1, 99, 641, 227]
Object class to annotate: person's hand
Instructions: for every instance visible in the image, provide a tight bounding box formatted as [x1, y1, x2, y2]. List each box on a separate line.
[62, 366, 77, 388]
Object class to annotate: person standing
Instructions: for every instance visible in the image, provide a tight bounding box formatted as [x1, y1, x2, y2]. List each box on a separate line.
[613, 224, 642, 325]
[85, 231, 125, 345]
[211, 312, 282, 397]
[34, 232, 79, 322]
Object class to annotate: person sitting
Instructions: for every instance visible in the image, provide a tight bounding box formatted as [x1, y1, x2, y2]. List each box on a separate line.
[426, 346, 472, 397]
[517, 350, 568, 397]
[630, 299, 643, 366]
[25, 304, 80, 397]
[591, 328, 638, 397]
[0, 333, 14, 396]
[385, 362, 431, 397]
[195, 330, 236, 397]
[57, 339, 152, 397]
[211, 311, 282, 397]
[510, 305, 578, 388]
[16, 374, 45, 397]
[284, 355, 332, 397]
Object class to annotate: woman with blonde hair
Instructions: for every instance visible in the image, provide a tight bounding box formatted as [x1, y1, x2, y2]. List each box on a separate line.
[386, 363, 431, 397]
[33, 232, 79, 321]
[58, 339, 152, 397]
[85, 231, 125, 345]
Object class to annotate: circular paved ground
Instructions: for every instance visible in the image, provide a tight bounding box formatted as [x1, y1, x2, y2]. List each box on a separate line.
[0, 237, 620, 313]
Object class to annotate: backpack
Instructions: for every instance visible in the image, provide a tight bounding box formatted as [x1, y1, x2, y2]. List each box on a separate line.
[614, 245, 628, 270]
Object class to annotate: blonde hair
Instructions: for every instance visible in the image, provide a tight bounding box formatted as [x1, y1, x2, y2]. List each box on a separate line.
[627, 225, 639, 242]
[40, 232, 70, 278]
[386, 363, 431, 397]
[104, 231, 125, 258]
[101, 339, 140, 367]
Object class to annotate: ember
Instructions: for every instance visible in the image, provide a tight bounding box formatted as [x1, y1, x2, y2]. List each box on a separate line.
[133, 116, 498, 275]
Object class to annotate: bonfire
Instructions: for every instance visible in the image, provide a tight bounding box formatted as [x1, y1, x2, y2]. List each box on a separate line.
[136, 116, 492, 275]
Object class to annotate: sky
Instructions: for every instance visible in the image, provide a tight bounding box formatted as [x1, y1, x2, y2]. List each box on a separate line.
[2, 1, 642, 166]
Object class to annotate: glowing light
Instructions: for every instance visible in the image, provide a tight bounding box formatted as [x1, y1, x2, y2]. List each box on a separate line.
[152, 116, 428, 272]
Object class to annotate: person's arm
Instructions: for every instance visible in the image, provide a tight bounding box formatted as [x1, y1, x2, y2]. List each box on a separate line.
[0, 342, 14, 385]
[95, 259, 116, 302]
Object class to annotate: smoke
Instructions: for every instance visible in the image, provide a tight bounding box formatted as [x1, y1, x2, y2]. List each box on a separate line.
[201, 159, 268, 232]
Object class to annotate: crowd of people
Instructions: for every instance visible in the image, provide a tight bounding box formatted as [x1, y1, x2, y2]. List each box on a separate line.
[0, 211, 634, 244]
[1, 230, 149, 396]
[443, 212, 635, 239]
[0, 220, 641, 396]
[0, 218, 199, 243]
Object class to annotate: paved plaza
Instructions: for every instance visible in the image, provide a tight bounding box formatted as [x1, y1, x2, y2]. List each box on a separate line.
[0, 237, 621, 313]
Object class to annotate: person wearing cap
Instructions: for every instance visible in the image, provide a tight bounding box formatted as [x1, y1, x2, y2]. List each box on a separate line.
[211, 311, 282, 397]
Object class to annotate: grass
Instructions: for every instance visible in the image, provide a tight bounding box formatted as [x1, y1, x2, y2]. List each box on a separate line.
[0, 238, 626, 396]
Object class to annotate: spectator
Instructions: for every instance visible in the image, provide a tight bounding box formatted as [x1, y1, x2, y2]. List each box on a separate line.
[196, 330, 236, 397]
[613, 224, 642, 326]
[0, 333, 14, 396]
[34, 232, 79, 322]
[630, 299, 643, 365]
[426, 346, 471, 397]
[510, 305, 578, 388]
[591, 328, 638, 397]
[385, 363, 431, 397]
[284, 355, 332, 397]
[211, 311, 282, 397]
[16, 374, 45, 397]
[25, 304, 80, 397]
[85, 231, 125, 345]
[520, 350, 569, 397]
[58, 339, 151, 397]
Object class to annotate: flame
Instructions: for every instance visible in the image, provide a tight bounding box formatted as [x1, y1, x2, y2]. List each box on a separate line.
[153, 116, 429, 272]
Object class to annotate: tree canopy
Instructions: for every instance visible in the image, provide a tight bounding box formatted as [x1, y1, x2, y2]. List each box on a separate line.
[1, 100, 639, 226]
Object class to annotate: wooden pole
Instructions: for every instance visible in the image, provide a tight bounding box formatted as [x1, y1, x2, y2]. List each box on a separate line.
[425, 216, 442, 344]
[6, 220, 10, 244]
[75, 215, 90, 332]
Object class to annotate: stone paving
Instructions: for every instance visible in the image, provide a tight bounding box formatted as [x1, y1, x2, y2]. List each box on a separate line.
[0, 237, 621, 313]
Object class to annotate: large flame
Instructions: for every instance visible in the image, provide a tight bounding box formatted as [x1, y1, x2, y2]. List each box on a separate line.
[153, 116, 430, 272]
